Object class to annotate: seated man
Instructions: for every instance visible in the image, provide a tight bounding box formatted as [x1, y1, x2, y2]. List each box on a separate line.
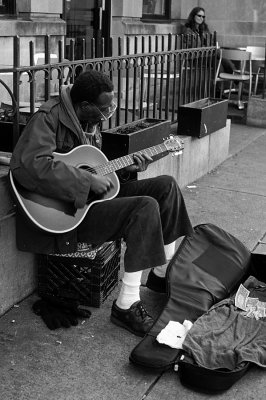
[10, 70, 193, 337]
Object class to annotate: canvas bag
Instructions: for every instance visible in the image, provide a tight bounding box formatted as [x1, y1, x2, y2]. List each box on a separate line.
[129, 223, 254, 389]
[178, 265, 266, 393]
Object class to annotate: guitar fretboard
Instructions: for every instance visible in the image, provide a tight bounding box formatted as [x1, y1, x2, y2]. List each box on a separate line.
[95, 143, 168, 176]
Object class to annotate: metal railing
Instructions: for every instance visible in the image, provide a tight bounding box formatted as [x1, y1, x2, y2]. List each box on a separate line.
[65, 31, 217, 59]
[0, 34, 218, 151]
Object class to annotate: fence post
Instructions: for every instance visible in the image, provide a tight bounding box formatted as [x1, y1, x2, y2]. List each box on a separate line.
[29, 41, 37, 115]
[12, 35, 20, 147]
[44, 35, 51, 101]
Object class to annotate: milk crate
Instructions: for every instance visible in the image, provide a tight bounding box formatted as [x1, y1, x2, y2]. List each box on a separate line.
[38, 241, 121, 307]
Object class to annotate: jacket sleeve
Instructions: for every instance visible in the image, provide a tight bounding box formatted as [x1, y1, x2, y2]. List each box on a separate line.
[10, 111, 92, 209]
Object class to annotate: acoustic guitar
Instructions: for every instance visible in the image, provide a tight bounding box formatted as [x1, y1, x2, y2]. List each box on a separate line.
[9, 136, 183, 234]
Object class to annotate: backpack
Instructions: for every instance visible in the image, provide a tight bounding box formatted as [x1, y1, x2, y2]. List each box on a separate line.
[129, 223, 266, 393]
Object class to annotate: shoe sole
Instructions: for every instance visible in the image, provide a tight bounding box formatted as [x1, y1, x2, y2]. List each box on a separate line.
[110, 315, 145, 337]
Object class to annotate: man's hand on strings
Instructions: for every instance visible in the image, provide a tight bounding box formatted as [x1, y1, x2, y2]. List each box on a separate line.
[125, 152, 153, 173]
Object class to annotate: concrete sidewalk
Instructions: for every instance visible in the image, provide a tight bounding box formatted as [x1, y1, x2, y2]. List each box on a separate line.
[0, 122, 266, 400]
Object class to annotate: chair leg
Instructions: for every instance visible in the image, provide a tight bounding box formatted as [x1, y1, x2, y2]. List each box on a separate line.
[254, 73, 259, 95]
[220, 81, 224, 98]
[254, 67, 262, 95]
[228, 81, 233, 100]
[237, 81, 244, 110]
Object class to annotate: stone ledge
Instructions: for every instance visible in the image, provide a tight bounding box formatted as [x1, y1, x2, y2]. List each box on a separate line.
[140, 119, 231, 187]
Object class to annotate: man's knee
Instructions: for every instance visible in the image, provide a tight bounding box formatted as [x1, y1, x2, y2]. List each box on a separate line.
[154, 175, 180, 194]
[140, 196, 160, 214]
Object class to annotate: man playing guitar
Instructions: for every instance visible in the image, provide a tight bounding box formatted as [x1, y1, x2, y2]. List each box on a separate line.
[10, 70, 192, 337]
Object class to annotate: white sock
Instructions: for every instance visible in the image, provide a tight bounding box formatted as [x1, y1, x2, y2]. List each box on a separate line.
[116, 271, 142, 310]
[153, 242, 176, 278]
[164, 242, 176, 260]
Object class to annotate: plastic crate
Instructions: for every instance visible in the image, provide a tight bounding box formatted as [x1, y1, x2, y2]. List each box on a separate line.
[38, 241, 121, 307]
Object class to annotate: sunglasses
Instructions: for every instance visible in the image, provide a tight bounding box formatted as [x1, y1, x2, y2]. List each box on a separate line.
[84, 101, 117, 121]
[196, 14, 205, 19]
[94, 101, 117, 121]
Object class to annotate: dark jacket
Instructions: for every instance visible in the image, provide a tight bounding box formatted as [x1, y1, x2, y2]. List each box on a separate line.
[182, 25, 209, 48]
[10, 87, 102, 254]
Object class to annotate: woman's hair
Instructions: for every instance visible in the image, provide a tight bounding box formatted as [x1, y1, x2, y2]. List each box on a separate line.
[70, 70, 114, 104]
[185, 7, 209, 36]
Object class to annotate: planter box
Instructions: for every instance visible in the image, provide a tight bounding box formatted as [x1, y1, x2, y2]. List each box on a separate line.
[177, 98, 228, 138]
[101, 118, 171, 160]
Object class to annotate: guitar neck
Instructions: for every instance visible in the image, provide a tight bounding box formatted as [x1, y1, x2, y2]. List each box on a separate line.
[95, 142, 168, 176]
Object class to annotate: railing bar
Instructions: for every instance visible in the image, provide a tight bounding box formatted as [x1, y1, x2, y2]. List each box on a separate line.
[139, 36, 145, 119]
[91, 38, 96, 59]
[12, 35, 20, 147]
[132, 37, 138, 121]
[101, 38, 105, 58]
[165, 54, 171, 120]
[158, 36, 165, 119]
[58, 40, 64, 88]
[81, 38, 85, 60]
[125, 36, 130, 123]
[29, 41, 36, 115]
[178, 53, 184, 106]
[44, 35, 51, 101]
[152, 36, 159, 119]
[146, 36, 152, 118]
[171, 53, 178, 121]
[116, 65, 121, 127]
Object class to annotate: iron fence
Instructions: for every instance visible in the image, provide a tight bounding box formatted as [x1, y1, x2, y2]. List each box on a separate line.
[0, 34, 218, 151]
[65, 31, 217, 59]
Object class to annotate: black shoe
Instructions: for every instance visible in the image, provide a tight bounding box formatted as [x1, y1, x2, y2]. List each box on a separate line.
[110, 300, 154, 337]
[146, 269, 166, 293]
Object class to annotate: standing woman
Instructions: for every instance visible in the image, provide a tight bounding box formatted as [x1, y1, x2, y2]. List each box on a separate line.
[182, 7, 209, 47]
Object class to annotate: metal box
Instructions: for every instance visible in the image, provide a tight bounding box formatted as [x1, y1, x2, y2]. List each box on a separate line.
[177, 98, 228, 138]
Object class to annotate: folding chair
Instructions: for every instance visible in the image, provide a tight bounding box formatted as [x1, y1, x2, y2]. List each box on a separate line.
[214, 48, 252, 109]
[246, 46, 265, 95]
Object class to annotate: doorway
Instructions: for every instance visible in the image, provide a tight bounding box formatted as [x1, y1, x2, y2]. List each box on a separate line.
[63, 0, 111, 59]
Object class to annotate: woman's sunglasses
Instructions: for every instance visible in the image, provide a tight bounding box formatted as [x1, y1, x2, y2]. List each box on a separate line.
[196, 14, 205, 19]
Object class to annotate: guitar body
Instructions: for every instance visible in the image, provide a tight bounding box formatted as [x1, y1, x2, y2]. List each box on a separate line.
[9, 145, 120, 234]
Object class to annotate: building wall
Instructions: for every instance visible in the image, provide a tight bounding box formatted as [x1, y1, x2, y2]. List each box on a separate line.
[0, 0, 66, 103]
[0, 0, 66, 66]
[189, 0, 266, 47]
[111, 0, 266, 53]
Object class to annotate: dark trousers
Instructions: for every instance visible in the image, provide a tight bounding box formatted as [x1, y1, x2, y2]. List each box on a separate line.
[78, 175, 193, 272]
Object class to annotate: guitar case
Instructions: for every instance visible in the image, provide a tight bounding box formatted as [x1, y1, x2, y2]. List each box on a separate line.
[130, 223, 266, 393]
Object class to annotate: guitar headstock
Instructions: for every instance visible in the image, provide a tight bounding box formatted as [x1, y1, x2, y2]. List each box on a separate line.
[164, 135, 184, 155]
